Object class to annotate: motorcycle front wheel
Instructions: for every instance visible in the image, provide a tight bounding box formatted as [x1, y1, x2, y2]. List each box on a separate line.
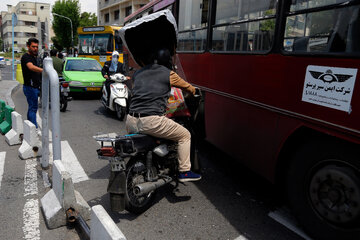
[115, 104, 126, 121]
[125, 160, 157, 214]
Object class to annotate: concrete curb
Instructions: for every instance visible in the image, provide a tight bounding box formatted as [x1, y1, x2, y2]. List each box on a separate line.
[18, 120, 42, 159]
[5, 111, 23, 145]
[90, 205, 126, 240]
[41, 160, 91, 229]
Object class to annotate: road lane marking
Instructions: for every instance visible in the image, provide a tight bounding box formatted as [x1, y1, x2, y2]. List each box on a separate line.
[0, 152, 5, 189]
[268, 208, 312, 240]
[23, 198, 40, 240]
[24, 159, 38, 196]
[38, 110, 88, 183]
[58, 140, 89, 183]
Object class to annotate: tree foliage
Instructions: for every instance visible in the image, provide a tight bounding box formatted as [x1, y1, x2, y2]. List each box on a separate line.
[51, 36, 63, 51]
[52, 0, 80, 50]
[79, 12, 97, 27]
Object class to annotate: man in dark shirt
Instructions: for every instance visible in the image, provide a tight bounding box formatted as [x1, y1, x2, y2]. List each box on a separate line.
[21, 38, 43, 128]
[126, 48, 201, 182]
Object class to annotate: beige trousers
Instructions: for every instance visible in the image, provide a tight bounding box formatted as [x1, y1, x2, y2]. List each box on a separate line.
[126, 115, 191, 172]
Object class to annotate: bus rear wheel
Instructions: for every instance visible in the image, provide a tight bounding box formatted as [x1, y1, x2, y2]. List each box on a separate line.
[287, 140, 360, 240]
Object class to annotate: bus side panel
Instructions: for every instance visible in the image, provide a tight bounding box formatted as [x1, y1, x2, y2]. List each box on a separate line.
[281, 56, 360, 133]
[179, 53, 282, 180]
[204, 91, 278, 181]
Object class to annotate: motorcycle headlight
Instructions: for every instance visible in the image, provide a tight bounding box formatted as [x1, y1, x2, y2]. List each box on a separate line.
[69, 81, 82, 85]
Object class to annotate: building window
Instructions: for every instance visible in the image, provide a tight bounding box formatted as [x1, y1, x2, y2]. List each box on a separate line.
[105, 13, 109, 23]
[125, 6, 132, 17]
[114, 10, 119, 20]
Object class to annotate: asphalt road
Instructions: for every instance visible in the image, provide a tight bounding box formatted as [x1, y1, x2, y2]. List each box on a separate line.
[0, 64, 305, 240]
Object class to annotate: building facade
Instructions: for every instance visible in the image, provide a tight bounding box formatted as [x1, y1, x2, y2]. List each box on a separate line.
[1, 2, 53, 52]
[98, 0, 151, 26]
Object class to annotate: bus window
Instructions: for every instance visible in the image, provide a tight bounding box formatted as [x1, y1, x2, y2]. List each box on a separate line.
[177, 0, 209, 52]
[79, 34, 93, 54]
[215, 0, 276, 24]
[115, 30, 123, 52]
[284, 4, 360, 53]
[212, 0, 277, 52]
[93, 34, 113, 54]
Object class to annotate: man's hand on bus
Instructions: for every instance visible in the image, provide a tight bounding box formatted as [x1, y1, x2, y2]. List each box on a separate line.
[104, 74, 109, 79]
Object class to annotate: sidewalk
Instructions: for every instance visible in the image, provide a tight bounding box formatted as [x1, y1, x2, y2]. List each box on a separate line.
[0, 79, 20, 109]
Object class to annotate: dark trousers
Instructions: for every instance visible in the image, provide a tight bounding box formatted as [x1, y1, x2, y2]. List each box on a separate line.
[105, 79, 114, 104]
[23, 85, 40, 128]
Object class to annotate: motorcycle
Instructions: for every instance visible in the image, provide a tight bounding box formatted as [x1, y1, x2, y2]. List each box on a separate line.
[101, 73, 129, 121]
[40, 76, 71, 112]
[59, 76, 71, 112]
[95, 87, 202, 213]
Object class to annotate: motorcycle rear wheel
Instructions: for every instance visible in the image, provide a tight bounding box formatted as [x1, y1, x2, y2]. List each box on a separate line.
[125, 160, 157, 213]
[60, 96, 67, 112]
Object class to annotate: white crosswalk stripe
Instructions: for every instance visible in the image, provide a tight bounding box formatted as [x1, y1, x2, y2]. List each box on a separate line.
[23, 198, 40, 240]
[49, 141, 89, 183]
[23, 158, 40, 240]
[24, 159, 38, 196]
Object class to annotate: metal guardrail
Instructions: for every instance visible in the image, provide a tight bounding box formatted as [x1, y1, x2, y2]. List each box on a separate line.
[41, 57, 61, 168]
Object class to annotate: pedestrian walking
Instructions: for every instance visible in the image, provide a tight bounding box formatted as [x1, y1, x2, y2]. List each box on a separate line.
[21, 38, 43, 128]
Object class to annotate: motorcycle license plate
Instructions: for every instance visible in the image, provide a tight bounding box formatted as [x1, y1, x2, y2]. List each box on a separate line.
[87, 87, 101, 91]
[110, 159, 125, 172]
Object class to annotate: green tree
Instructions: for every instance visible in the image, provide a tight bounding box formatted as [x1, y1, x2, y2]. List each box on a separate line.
[79, 12, 97, 27]
[52, 0, 80, 51]
[0, 37, 3, 51]
[51, 36, 64, 51]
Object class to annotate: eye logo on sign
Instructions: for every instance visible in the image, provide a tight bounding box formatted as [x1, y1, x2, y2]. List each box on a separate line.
[309, 69, 353, 83]
[91, 82, 95, 86]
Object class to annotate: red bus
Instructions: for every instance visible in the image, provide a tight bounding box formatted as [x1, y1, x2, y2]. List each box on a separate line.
[124, 1, 360, 239]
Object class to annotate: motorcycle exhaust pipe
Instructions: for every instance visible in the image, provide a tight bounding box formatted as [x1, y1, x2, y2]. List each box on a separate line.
[134, 177, 172, 197]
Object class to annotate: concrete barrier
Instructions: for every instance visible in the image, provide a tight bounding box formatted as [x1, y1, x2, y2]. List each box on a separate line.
[0, 100, 6, 124]
[90, 205, 126, 240]
[41, 160, 91, 229]
[5, 111, 23, 145]
[0, 105, 14, 134]
[18, 120, 42, 159]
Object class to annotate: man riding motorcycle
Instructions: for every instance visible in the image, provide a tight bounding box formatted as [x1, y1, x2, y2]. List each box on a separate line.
[101, 51, 128, 105]
[125, 48, 201, 182]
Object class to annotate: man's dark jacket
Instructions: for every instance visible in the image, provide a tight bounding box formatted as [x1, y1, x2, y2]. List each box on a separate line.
[101, 60, 125, 77]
